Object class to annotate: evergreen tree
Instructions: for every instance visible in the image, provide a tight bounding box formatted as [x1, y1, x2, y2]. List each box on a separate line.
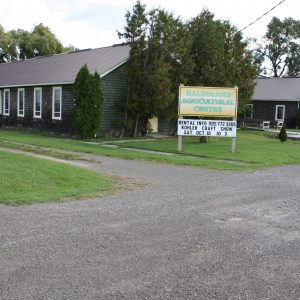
[118, 1, 194, 136]
[73, 65, 103, 139]
[118, 0, 148, 137]
[188, 10, 259, 112]
[278, 124, 288, 142]
[146, 8, 194, 119]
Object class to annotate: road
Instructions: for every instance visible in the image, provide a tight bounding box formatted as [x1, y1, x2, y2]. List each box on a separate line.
[1, 152, 300, 299]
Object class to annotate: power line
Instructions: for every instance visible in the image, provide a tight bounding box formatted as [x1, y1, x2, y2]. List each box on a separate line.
[234, 0, 287, 36]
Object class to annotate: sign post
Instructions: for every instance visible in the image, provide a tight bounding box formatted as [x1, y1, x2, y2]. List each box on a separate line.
[231, 86, 238, 153]
[177, 85, 238, 153]
[178, 134, 183, 152]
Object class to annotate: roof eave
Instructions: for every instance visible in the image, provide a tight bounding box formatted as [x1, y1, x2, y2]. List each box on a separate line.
[100, 58, 128, 78]
[0, 82, 73, 88]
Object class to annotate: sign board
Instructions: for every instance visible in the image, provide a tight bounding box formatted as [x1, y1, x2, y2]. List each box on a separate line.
[178, 119, 237, 137]
[178, 86, 238, 118]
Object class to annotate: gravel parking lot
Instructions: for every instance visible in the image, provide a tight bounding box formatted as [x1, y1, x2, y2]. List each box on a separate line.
[1, 153, 300, 299]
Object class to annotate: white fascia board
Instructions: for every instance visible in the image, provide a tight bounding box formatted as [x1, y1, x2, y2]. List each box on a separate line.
[0, 82, 73, 88]
[100, 59, 128, 78]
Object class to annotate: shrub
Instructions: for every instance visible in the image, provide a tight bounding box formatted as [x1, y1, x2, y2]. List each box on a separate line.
[199, 136, 208, 143]
[278, 123, 287, 142]
[73, 65, 103, 139]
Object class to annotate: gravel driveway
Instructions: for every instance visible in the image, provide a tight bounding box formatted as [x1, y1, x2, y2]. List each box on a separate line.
[0, 152, 300, 299]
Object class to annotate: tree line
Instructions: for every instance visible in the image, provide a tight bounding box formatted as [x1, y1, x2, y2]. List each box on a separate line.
[0, 23, 75, 62]
[116, 1, 300, 137]
[118, 1, 259, 136]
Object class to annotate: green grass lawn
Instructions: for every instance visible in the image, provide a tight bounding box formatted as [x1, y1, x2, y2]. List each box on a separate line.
[0, 128, 300, 171]
[109, 130, 300, 166]
[0, 151, 115, 204]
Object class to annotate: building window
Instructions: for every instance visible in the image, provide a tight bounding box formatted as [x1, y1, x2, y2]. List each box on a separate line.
[275, 105, 285, 121]
[3, 89, 10, 116]
[18, 88, 25, 117]
[52, 87, 62, 120]
[0, 90, 2, 115]
[34, 87, 42, 118]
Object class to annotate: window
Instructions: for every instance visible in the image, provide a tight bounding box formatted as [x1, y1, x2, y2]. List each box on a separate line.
[275, 105, 285, 121]
[18, 88, 25, 117]
[52, 87, 62, 120]
[3, 89, 10, 116]
[34, 87, 42, 118]
[0, 90, 2, 115]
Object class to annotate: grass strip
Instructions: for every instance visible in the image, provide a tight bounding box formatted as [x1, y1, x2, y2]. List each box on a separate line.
[0, 140, 94, 161]
[1, 129, 300, 170]
[0, 151, 115, 204]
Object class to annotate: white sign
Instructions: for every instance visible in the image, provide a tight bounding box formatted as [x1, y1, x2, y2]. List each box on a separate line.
[178, 119, 237, 137]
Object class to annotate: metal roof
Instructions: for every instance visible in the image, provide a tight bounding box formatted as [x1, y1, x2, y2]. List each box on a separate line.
[252, 78, 300, 102]
[0, 44, 130, 88]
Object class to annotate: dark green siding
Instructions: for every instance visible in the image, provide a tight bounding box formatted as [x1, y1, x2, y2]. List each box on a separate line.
[158, 117, 177, 135]
[101, 64, 127, 135]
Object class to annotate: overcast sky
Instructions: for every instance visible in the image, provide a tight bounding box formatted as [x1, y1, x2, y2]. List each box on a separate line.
[1, 0, 299, 49]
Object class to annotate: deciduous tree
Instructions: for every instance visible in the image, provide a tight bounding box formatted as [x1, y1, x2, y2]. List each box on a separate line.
[0, 23, 76, 62]
[257, 17, 300, 77]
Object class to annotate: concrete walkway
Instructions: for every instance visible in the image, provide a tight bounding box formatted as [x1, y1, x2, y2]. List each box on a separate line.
[0, 148, 300, 299]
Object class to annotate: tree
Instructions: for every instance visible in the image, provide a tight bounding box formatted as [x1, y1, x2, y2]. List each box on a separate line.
[29, 23, 64, 57]
[278, 123, 287, 142]
[73, 65, 103, 139]
[188, 10, 259, 112]
[258, 17, 300, 77]
[119, 4, 259, 136]
[118, 1, 194, 136]
[0, 23, 76, 62]
[117, 0, 148, 137]
[146, 8, 194, 119]
[0, 25, 18, 62]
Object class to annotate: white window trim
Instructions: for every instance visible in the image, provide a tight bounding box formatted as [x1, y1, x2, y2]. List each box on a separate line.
[17, 88, 25, 117]
[52, 86, 62, 120]
[275, 105, 285, 121]
[33, 87, 42, 118]
[3, 89, 10, 116]
[0, 90, 2, 115]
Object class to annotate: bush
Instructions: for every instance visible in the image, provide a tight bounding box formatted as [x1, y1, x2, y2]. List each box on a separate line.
[73, 65, 103, 139]
[199, 136, 208, 143]
[278, 123, 287, 142]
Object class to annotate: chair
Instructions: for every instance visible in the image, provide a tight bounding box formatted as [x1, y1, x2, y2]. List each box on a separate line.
[276, 121, 283, 130]
[260, 121, 270, 130]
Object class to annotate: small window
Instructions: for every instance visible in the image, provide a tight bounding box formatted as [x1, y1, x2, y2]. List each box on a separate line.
[3, 89, 10, 116]
[18, 88, 25, 117]
[275, 105, 285, 121]
[52, 87, 62, 120]
[34, 87, 42, 118]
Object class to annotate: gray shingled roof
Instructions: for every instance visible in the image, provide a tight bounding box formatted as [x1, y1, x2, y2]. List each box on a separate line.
[0, 44, 130, 88]
[252, 78, 300, 102]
